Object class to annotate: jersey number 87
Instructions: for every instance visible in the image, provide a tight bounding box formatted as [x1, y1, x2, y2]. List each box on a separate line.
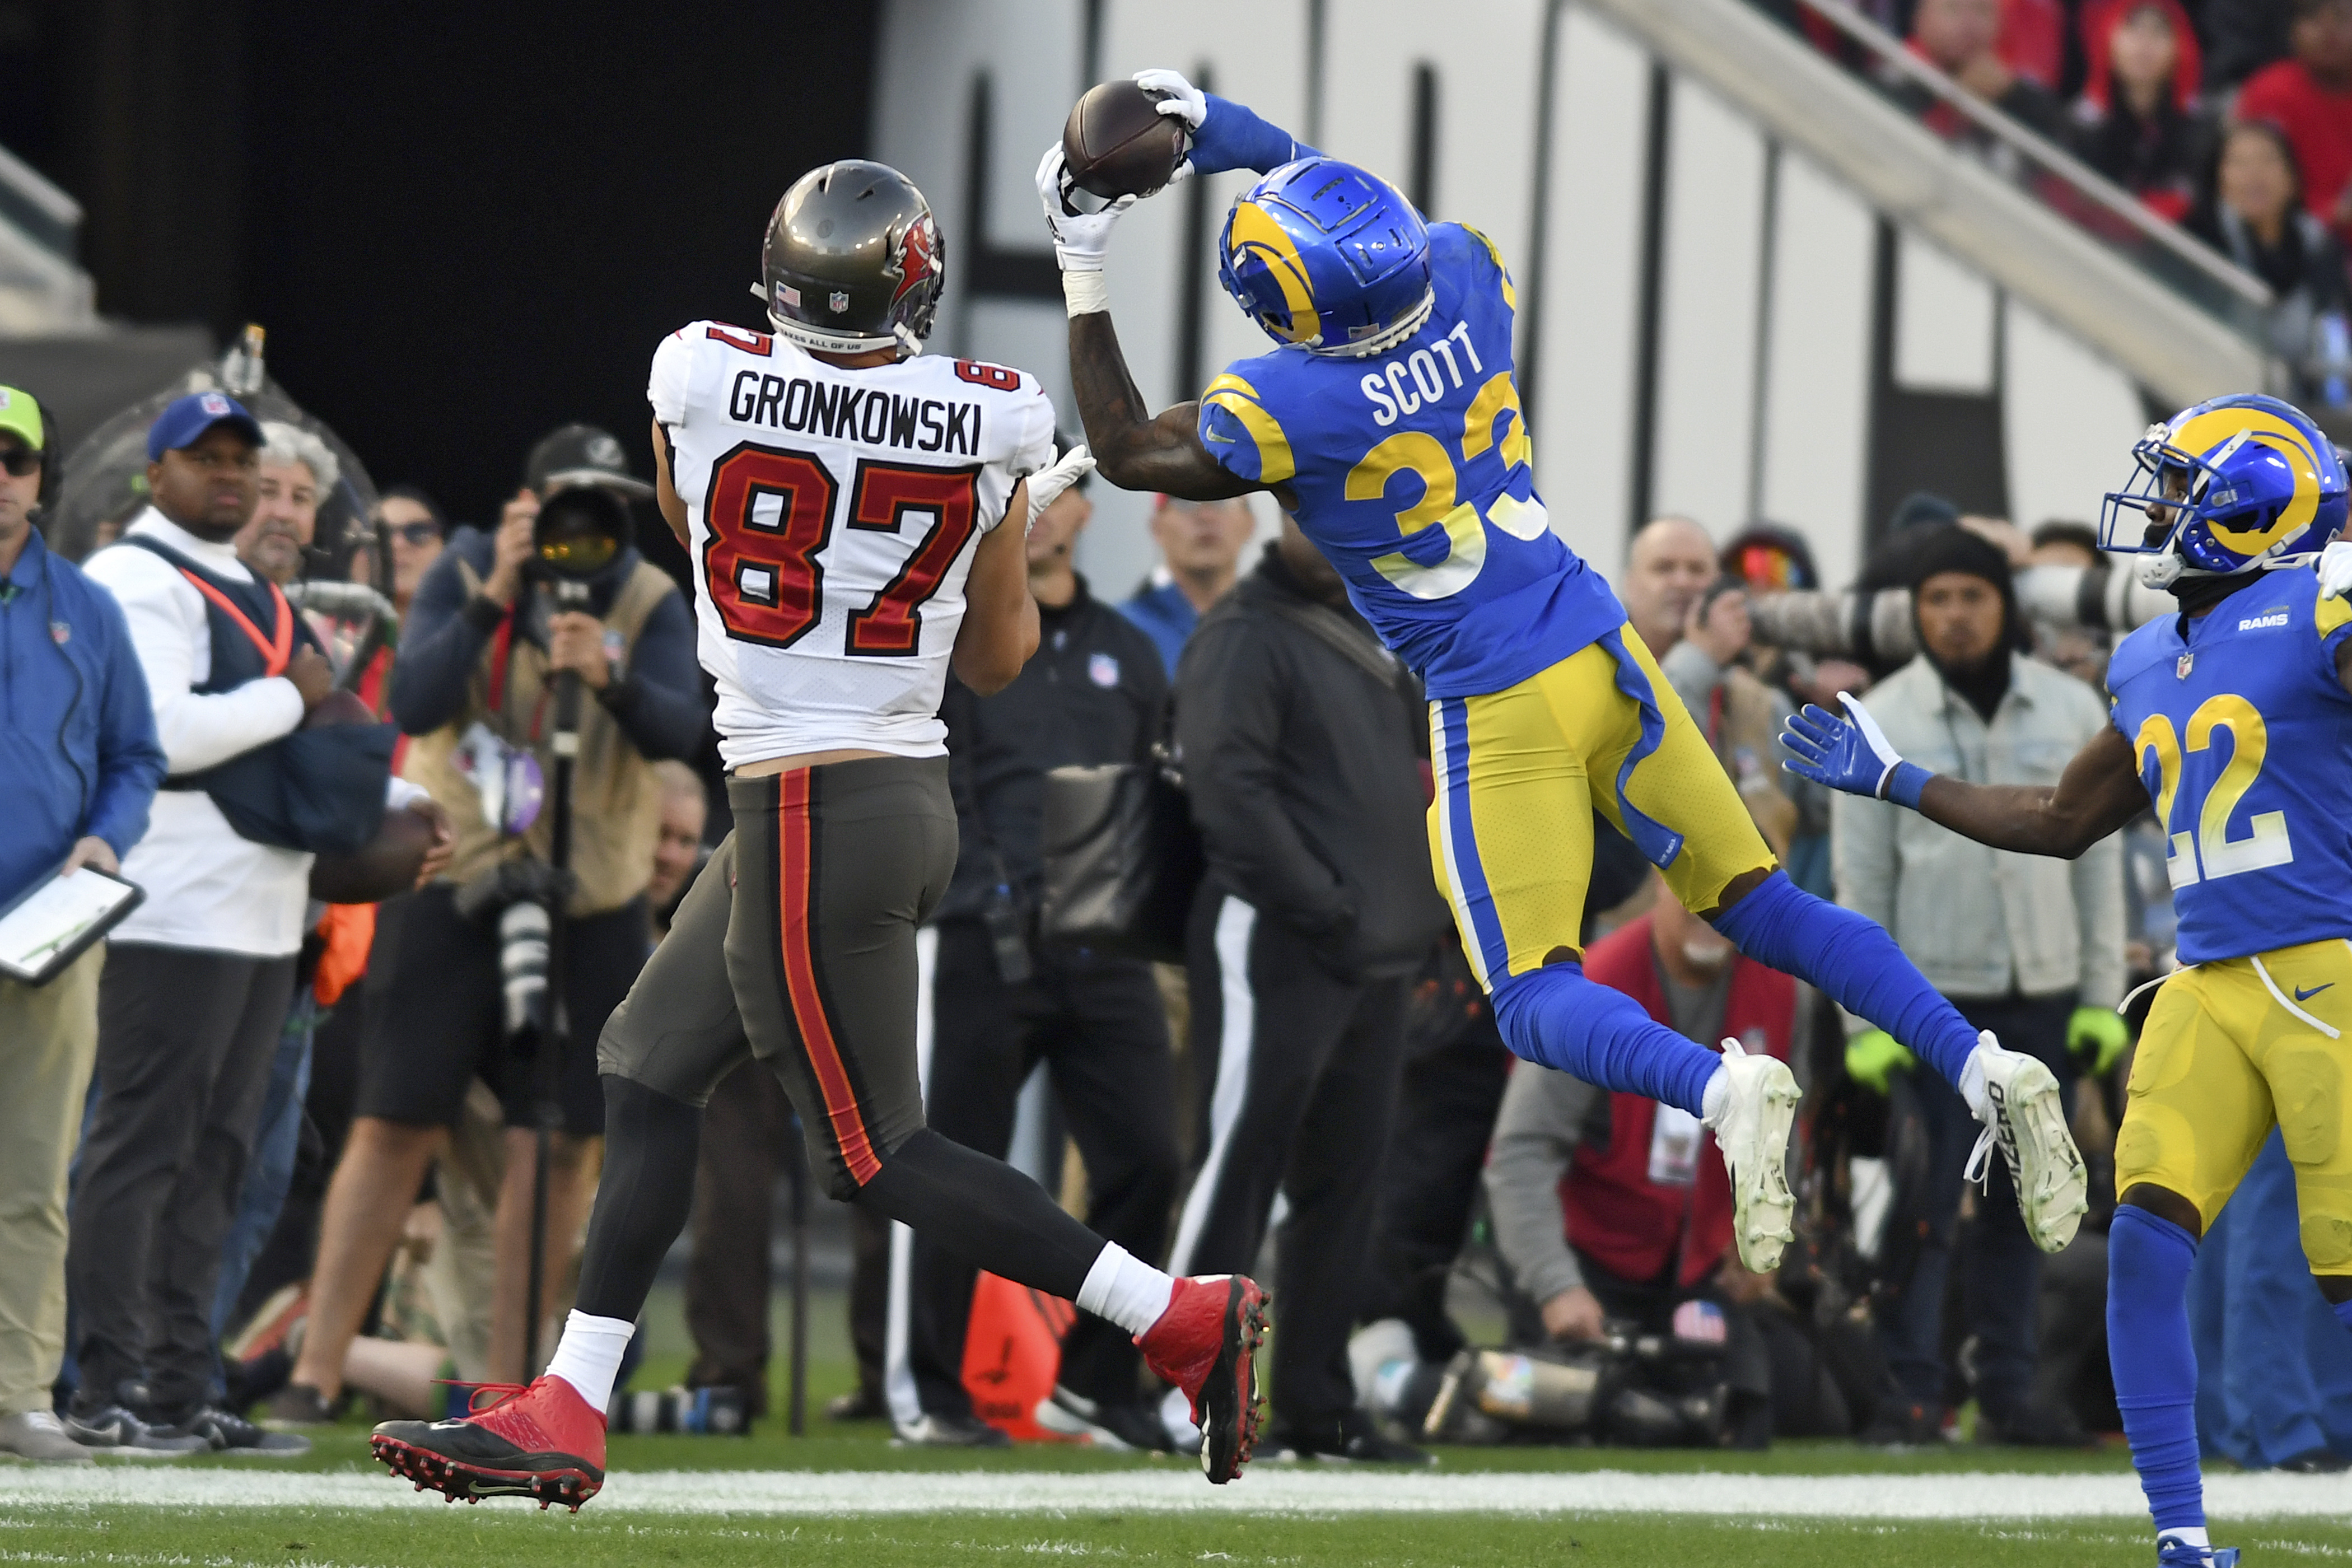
[701, 441, 981, 656]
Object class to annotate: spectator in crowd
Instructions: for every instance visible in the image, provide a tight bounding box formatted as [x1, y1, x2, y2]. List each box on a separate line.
[0, 384, 165, 1464]
[1172, 514, 1450, 1463]
[1903, 0, 2069, 140]
[1622, 517, 1804, 861]
[2236, 0, 2352, 246]
[68, 393, 439, 1455]
[645, 758, 707, 937]
[282, 424, 704, 1417]
[353, 486, 449, 617]
[206, 422, 346, 1395]
[1620, 516, 1716, 663]
[2071, 0, 2206, 221]
[892, 464, 1179, 1449]
[1485, 875, 1802, 1446]
[1117, 493, 1257, 678]
[2205, 0, 2298, 93]
[1828, 525, 2124, 1446]
[1998, 0, 2066, 92]
[2188, 119, 2352, 402]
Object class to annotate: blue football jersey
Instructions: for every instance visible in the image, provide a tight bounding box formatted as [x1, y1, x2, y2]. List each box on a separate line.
[2106, 567, 2352, 964]
[1197, 223, 1623, 698]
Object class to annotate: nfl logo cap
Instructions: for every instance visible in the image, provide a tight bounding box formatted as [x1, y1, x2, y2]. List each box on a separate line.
[525, 422, 654, 500]
[147, 390, 263, 461]
[0, 385, 43, 452]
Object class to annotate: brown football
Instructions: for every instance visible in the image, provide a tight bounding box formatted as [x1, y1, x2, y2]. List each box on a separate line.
[1063, 80, 1186, 200]
[309, 802, 433, 904]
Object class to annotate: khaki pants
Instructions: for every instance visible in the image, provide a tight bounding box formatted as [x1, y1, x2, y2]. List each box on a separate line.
[0, 945, 102, 1415]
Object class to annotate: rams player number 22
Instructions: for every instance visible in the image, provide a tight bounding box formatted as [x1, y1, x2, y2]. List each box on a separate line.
[1784, 393, 2352, 1568]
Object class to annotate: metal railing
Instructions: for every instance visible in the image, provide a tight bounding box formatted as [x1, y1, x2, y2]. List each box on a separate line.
[1578, 0, 2275, 404]
[1776, 0, 2272, 341]
[0, 142, 79, 266]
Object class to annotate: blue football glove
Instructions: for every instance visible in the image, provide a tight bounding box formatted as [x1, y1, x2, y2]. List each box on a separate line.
[1136, 69, 1314, 180]
[1779, 692, 1932, 809]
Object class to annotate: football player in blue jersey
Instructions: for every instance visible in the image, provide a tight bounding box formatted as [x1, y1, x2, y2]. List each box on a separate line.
[1783, 393, 2352, 1568]
[1037, 69, 2088, 1279]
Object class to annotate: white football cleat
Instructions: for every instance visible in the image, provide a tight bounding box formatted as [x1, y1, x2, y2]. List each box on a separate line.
[1962, 1031, 2089, 1254]
[1702, 1036, 1800, 1273]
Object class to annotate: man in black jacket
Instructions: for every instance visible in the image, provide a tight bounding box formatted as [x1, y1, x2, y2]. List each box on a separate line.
[891, 469, 1182, 1450]
[1170, 515, 1450, 1463]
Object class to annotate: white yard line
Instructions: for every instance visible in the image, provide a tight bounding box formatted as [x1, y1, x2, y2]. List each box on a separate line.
[0, 1467, 2346, 1520]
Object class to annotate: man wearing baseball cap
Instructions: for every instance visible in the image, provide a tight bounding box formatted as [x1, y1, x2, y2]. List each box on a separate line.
[0, 384, 166, 1463]
[68, 390, 444, 1455]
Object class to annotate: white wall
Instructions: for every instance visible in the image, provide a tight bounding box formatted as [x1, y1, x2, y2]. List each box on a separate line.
[1756, 148, 1874, 592]
[1648, 75, 1769, 547]
[1530, 5, 1650, 580]
[872, 0, 2173, 603]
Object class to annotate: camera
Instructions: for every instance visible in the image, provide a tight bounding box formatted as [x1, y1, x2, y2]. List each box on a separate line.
[1409, 1322, 1732, 1449]
[452, 859, 577, 1041]
[531, 484, 630, 582]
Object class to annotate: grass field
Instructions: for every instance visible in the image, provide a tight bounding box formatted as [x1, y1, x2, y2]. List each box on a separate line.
[8, 1286, 2347, 1566]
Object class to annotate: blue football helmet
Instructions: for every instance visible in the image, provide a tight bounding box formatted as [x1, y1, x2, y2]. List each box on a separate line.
[1216, 158, 1434, 357]
[2098, 393, 2349, 587]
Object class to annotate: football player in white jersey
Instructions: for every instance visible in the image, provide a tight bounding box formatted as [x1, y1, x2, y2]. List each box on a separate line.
[371, 162, 1266, 1502]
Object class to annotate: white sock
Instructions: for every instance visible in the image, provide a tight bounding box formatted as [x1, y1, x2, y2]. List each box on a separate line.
[2158, 1528, 2210, 1553]
[1700, 1065, 1730, 1127]
[1958, 1032, 1995, 1118]
[1075, 1243, 1175, 1336]
[542, 1310, 634, 1413]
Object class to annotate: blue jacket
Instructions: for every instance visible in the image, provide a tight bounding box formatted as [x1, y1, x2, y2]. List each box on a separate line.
[389, 529, 705, 760]
[0, 529, 167, 905]
[1117, 580, 1200, 680]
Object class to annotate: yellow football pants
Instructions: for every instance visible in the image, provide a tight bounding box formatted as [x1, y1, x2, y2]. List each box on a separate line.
[1426, 629, 1776, 991]
[2121, 937, 2352, 1272]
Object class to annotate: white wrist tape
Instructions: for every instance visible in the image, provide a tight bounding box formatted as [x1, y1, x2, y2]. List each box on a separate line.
[1062, 270, 1109, 317]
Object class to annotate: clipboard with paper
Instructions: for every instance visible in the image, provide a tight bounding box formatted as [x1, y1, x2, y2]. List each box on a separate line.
[0, 865, 144, 986]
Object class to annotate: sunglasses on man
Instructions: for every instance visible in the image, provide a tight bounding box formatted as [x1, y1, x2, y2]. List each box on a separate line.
[0, 448, 39, 479]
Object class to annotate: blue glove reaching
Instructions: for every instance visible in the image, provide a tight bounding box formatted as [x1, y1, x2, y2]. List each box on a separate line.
[1779, 693, 1932, 809]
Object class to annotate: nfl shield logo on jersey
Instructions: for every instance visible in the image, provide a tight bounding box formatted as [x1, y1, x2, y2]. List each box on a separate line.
[1089, 652, 1119, 688]
[2177, 652, 2194, 679]
[829, 291, 851, 314]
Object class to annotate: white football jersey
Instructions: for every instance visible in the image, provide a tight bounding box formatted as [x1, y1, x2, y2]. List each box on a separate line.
[649, 321, 1054, 764]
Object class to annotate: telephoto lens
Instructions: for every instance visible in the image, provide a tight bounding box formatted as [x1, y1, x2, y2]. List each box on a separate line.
[496, 899, 550, 1038]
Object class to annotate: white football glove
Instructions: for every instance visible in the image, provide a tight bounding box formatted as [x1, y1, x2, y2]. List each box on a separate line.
[1024, 445, 1096, 534]
[2320, 538, 2352, 600]
[1035, 146, 1136, 273]
[1134, 68, 1207, 183]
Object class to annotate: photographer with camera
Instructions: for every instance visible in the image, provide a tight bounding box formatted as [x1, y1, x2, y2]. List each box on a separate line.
[283, 425, 702, 1419]
[1482, 874, 1802, 1448]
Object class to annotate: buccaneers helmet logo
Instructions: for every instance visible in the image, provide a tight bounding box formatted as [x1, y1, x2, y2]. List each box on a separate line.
[890, 216, 937, 307]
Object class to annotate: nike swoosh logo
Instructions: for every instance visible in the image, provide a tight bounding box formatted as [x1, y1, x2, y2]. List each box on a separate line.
[2297, 982, 2335, 1001]
[1204, 430, 1235, 444]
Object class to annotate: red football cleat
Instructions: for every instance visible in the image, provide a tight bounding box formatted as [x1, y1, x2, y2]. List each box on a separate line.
[1136, 1274, 1267, 1483]
[370, 1376, 606, 1511]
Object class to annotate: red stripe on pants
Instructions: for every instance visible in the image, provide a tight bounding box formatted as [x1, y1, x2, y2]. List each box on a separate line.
[777, 769, 883, 1184]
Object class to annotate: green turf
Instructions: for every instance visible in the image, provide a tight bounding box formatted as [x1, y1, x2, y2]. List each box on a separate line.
[157, 1426, 2146, 1476]
[6, 1503, 2347, 1567]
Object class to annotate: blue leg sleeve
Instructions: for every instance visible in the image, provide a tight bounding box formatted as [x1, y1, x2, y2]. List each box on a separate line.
[1490, 962, 1721, 1118]
[2110, 1204, 2205, 1538]
[1709, 871, 1980, 1085]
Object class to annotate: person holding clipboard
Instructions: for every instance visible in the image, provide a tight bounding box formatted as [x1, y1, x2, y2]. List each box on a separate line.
[0, 383, 167, 1463]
